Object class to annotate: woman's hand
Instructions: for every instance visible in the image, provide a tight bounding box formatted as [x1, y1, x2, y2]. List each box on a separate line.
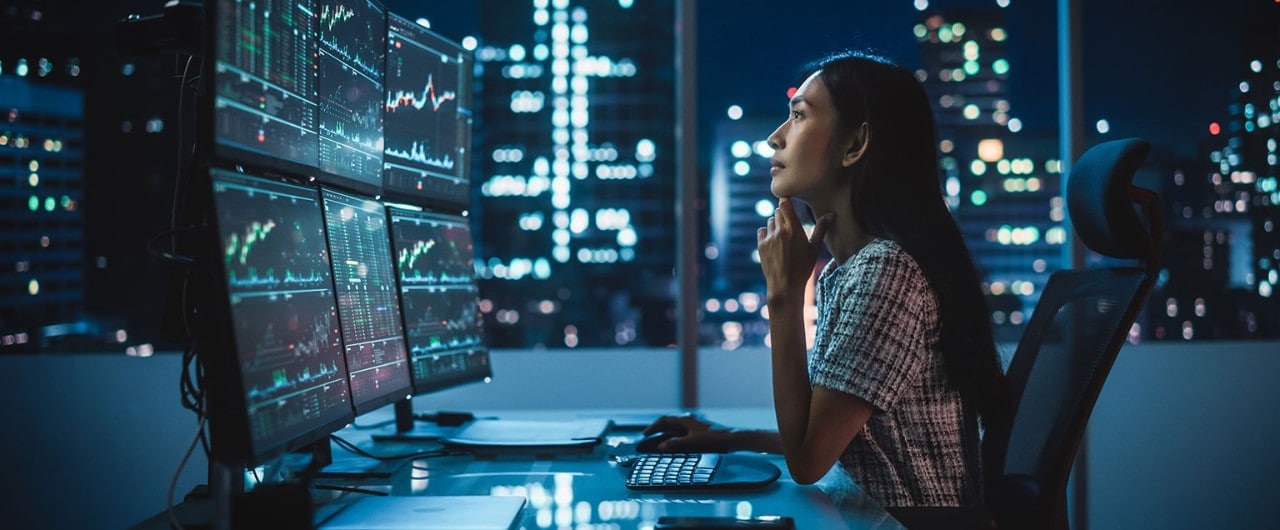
[640, 415, 783, 453]
[758, 198, 832, 307]
[640, 415, 736, 452]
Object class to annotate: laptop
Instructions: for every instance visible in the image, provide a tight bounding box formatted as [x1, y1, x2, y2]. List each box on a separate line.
[441, 418, 613, 450]
[318, 495, 526, 530]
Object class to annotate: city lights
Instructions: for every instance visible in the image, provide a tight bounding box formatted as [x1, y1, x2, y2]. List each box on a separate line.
[978, 138, 1003, 162]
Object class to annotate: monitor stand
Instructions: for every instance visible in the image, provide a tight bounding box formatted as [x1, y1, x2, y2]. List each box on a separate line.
[310, 433, 400, 480]
[369, 398, 457, 442]
[202, 448, 321, 530]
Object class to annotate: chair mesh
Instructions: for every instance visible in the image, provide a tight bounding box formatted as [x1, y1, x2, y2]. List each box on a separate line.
[996, 267, 1154, 527]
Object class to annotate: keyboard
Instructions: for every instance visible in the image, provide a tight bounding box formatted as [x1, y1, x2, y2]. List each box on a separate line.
[624, 453, 782, 491]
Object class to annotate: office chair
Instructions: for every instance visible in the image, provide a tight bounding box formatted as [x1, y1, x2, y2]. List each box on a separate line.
[890, 138, 1161, 530]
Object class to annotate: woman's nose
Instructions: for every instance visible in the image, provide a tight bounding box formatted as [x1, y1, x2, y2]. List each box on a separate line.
[766, 124, 785, 150]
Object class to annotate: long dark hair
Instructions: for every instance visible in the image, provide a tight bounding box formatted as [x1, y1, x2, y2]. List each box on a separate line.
[804, 50, 1010, 457]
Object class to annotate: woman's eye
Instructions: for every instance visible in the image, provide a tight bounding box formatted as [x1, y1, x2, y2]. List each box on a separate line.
[791, 111, 802, 120]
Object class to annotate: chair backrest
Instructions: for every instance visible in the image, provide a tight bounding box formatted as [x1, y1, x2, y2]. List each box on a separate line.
[989, 138, 1161, 530]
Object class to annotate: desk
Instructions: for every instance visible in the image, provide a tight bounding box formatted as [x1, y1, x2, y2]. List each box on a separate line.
[135, 408, 903, 530]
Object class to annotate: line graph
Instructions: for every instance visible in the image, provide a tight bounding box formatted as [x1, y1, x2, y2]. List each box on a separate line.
[386, 73, 456, 112]
[214, 177, 334, 294]
[317, 56, 383, 185]
[317, 1, 385, 80]
[382, 13, 472, 206]
[236, 292, 345, 404]
[319, 4, 356, 32]
[315, 0, 384, 187]
[402, 285, 485, 357]
[392, 214, 475, 287]
[226, 219, 277, 266]
[214, 0, 318, 167]
[211, 171, 352, 450]
[385, 142, 455, 171]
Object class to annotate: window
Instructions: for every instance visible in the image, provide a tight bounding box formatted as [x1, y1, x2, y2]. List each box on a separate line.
[3, 0, 1276, 355]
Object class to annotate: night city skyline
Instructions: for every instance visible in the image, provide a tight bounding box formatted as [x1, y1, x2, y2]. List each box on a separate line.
[1, 0, 1277, 352]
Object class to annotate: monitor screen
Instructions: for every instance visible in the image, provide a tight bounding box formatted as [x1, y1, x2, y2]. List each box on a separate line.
[383, 14, 474, 210]
[316, 0, 386, 193]
[388, 207, 490, 393]
[213, 0, 320, 173]
[208, 168, 353, 461]
[321, 187, 413, 414]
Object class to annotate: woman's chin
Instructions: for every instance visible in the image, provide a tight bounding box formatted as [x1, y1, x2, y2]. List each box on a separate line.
[769, 182, 789, 198]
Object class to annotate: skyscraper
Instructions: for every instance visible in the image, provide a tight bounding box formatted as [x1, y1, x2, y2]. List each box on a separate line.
[0, 74, 86, 351]
[1154, 40, 1280, 340]
[473, 0, 677, 348]
[915, 7, 1064, 343]
[703, 116, 777, 349]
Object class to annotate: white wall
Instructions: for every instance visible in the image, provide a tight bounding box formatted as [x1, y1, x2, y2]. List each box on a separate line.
[1083, 341, 1280, 530]
[1, 341, 1276, 529]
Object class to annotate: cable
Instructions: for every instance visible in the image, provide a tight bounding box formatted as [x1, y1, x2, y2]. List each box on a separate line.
[328, 434, 459, 462]
[177, 270, 207, 458]
[349, 418, 397, 430]
[167, 414, 206, 530]
[312, 484, 389, 497]
[178, 341, 199, 413]
[171, 54, 196, 257]
[147, 228, 198, 265]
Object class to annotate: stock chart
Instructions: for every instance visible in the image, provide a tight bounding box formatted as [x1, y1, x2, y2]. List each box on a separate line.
[389, 208, 487, 390]
[212, 170, 351, 451]
[321, 188, 411, 412]
[214, 0, 319, 168]
[317, 0, 386, 188]
[383, 13, 473, 209]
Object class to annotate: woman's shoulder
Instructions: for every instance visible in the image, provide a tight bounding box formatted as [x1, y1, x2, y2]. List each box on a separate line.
[837, 239, 938, 310]
[821, 239, 924, 289]
[848, 239, 923, 276]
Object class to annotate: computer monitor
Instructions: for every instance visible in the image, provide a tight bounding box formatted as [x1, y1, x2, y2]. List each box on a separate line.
[204, 168, 354, 464]
[212, 0, 386, 196]
[320, 187, 413, 415]
[316, 0, 386, 195]
[212, 0, 320, 176]
[388, 207, 490, 394]
[382, 13, 474, 210]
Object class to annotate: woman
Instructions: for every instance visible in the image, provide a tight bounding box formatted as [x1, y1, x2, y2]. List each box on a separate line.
[645, 51, 1010, 509]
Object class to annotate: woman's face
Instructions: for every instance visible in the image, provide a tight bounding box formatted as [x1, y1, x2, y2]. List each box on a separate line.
[766, 71, 848, 201]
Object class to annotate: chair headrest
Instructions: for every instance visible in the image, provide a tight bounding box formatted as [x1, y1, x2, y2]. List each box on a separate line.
[1066, 138, 1153, 259]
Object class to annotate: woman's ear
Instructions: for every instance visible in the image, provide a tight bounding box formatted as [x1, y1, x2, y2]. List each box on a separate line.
[842, 122, 870, 168]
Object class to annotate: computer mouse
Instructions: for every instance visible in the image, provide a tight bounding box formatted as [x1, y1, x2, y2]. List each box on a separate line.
[636, 430, 683, 453]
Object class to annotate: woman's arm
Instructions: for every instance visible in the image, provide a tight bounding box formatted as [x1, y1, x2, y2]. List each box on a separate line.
[766, 278, 874, 484]
[760, 198, 873, 484]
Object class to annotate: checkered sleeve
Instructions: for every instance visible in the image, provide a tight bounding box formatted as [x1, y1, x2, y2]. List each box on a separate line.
[810, 245, 935, 412]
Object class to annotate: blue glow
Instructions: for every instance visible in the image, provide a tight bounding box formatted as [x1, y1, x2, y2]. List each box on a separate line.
[971, 190, 988, 206]
[755, 200, 775, 217]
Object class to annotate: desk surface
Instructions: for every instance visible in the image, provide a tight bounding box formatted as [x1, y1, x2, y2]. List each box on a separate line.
[138, 408, 903, 530]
